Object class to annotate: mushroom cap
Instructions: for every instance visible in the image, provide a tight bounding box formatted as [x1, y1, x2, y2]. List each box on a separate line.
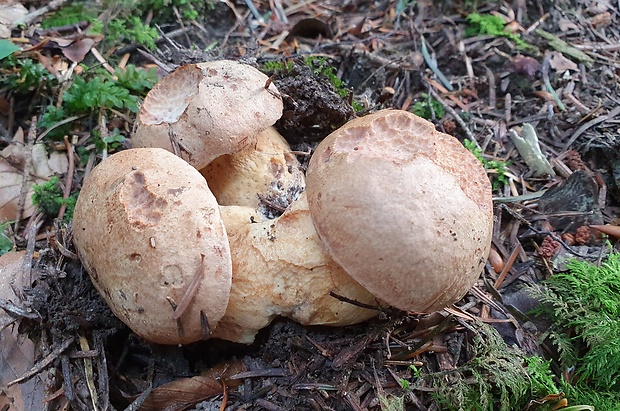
[73, 148, 232, 344]
[201, 126, 305, 219]
[212, 194, 379, 344]
[132, 60, 283, 169]
[306, 109, 493, 313]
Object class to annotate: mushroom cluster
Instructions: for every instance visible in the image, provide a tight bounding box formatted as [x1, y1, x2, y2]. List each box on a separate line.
[73, 60, 493, 345]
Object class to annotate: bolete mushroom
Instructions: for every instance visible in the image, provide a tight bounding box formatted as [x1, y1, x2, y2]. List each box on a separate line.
[305, 109, 493, 313]
[212, 193, 379, 344]
[73, 148, 232, 344]
[200, 126, 305, 219]
[132, 60, 283, 170]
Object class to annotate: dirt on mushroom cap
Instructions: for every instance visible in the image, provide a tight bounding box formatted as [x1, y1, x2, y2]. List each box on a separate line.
[306, 109, 493, 313]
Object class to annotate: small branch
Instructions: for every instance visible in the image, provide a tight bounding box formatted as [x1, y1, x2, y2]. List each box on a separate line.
[57, 135, 75, 221]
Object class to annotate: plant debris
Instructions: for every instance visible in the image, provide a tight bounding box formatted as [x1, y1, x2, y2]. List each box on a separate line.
[1, 0, 620, 410]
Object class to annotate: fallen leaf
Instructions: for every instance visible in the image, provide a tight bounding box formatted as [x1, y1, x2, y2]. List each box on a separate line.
[588, 11, 611, 28]
[0, 3, 28, 39]
[137, 359, 245, 411]
[558, 18, 579, 32]
[0, 251, 48, 411]
[0, 128, 69, 221]
[60, 37, 95, 63]
[549, 51, 578, 73]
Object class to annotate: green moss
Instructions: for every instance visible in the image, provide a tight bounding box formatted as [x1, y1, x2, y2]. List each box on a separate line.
[303, 56, 351, 98]
[32, 177, 78, 221]
[411, 93, 445, 120]
[424, 322, 531, 411]
[463, 139, 509, 189]
[466, 13, 526, 47]
[262, 60, 294, 73]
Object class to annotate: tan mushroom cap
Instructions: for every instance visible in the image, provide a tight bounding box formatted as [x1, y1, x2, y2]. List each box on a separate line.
[306, 109, 493, 313]
[132, 60, 283, 169]
[201, 126, 305, 219]
[73, 148, 232, 345]
[212, 194, 380, 344]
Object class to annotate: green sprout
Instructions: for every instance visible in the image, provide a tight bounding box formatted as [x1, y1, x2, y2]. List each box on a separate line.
[32, 177, 78, 221]
[411, 93, 445, 120]
[463, 139, 509, 189]
[0, 57, 54, 92]
[93, 129, 126, 153]
[398, 378, 410, 390]
[0, 221, 14, 256]
[408, 364, 421, 379]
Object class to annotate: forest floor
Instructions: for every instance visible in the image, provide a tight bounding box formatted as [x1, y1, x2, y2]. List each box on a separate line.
[1, 1, 620, 410]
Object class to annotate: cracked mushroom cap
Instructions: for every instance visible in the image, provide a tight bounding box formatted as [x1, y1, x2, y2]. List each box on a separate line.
[212, 193, 380, 344]
[132, 60, 283, 170]
[73, 148, 232, 345]
[306, 109, 493, 313]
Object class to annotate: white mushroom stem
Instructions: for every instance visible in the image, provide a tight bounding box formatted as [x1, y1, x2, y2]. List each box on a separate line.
[212, 193, 380, 344]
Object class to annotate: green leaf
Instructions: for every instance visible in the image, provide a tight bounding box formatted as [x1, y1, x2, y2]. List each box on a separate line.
[0, 40, 20, 60]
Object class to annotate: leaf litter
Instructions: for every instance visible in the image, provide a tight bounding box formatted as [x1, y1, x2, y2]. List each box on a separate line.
[1, 0, 620, 410]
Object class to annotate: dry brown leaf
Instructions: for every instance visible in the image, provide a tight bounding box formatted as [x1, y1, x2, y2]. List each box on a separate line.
[0, 129, 69, 221]
[0, 2, 27, 38]
[0, 251, 48, 411]
[549, 51, 578, 73]
[589, 11, 611, 28]
[60, 37, 95, 63]
[558, 18, 579, 32]
[137, 359, 245, 411]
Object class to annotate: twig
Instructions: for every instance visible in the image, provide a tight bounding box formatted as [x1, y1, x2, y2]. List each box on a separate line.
[485, 66, 496, 108]
[14, 0, 67, 26]
[79, 336, 99, 411]
[15, 117, 37, 230]
[420, 36, 453, 92]
[172, 254, 205, 319]
[243, 0, 265, 24]
[8, 337, 75, 387]
[426, 86, 479, 148]
[562, 105, 620, 151]
[494, 243, 522, 289]
[541, 52, 566, 111]
[57, 136, 75, 221]
[329, 291, 383, 311]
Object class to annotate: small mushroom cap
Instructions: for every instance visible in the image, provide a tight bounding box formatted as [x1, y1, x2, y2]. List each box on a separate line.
[201, 126, 305, 219]
[73, 148, 232, 345]
[212, 194, 379, 344]
[132, 60, 283, 169]
[306, 110, 493, 313]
